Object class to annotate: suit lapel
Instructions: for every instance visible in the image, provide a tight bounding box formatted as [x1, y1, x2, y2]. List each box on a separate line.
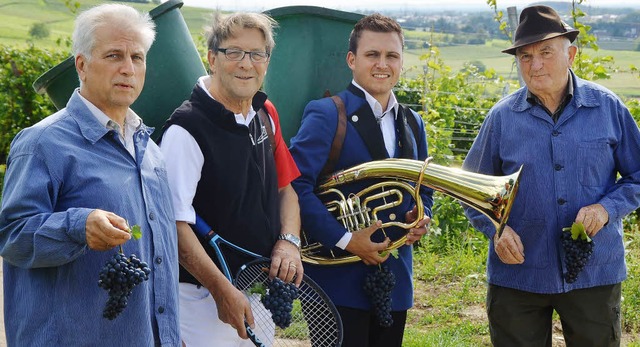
[396, 105, 416, 159]
[346, 84, 389, 160]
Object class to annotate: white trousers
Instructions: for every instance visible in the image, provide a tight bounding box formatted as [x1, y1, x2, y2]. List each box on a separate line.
[179, 283, 275, 347]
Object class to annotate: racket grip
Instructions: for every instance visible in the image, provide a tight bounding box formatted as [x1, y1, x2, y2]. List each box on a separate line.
[193, 214, 214, 240]
[245, 322, 265, 347]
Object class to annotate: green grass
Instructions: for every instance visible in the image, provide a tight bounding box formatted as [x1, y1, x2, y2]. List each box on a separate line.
[409, 226, 640, 345]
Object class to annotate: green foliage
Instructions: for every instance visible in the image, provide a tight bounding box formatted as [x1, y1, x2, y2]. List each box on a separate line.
[28, 23, 50, 40]
[0, 45, 67, 164]
[570, 2, 617, 80]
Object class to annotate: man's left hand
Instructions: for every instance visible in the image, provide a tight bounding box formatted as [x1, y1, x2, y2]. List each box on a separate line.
[270, 240, 303, 286]
[575, 203, 609, 237]
[405, 205, 430, 245]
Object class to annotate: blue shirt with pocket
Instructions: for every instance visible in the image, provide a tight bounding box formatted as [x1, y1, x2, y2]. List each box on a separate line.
[463, 71, 640, 294]
[0, 90, 180, 346]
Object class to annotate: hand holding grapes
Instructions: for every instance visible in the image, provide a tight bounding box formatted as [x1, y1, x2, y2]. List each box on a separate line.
[86, 209, 132, 251]
[575, 203, 609, 237]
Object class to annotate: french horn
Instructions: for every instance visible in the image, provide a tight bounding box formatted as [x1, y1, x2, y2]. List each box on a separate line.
[301, 158, 521, 265]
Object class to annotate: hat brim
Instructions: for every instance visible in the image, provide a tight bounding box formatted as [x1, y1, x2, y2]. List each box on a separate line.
[502, 30, 579, 55]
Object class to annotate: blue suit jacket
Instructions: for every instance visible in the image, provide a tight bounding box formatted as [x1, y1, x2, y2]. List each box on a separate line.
[289, 84, 433, 310]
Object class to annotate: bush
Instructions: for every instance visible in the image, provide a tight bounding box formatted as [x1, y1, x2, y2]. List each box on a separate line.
[28, 23, 50, 40]
[0, 45, 69, 165]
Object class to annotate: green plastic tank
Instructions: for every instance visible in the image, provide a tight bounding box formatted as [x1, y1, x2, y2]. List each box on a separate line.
[262, 6, 363, 144]
[32, 0, 206, 139]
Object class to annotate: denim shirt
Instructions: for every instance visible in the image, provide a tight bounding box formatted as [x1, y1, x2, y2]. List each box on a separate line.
[463, 71, 640, 294]
[0, 91, 180, 346]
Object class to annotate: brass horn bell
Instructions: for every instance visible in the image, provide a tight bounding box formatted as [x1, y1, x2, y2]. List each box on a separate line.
[301, 158, 521, 265]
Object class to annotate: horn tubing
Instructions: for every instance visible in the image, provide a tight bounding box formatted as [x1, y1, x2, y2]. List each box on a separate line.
[302, 158, 522, 265]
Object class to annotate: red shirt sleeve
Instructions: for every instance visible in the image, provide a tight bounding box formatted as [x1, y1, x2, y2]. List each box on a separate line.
[264, 99, 301, 188]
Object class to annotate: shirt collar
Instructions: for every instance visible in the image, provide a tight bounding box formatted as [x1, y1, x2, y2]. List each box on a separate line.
[351, 79, 399, 120]
[526, 71, 574, 108]
[76, 90, 141, 132]
[198, 75, 257, 126]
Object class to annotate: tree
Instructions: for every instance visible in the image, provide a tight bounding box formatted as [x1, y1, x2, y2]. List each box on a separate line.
[28, 23, 50, 40]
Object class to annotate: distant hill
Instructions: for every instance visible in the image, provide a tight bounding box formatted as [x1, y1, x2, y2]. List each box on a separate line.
[0, 0, 214, 49]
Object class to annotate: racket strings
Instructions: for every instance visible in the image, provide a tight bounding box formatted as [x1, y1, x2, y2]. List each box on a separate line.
[235, 261, 341, 347]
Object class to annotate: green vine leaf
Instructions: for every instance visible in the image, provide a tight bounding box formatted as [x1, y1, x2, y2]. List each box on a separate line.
[131, 225, 142, 240]
[562, 222, 591, 242]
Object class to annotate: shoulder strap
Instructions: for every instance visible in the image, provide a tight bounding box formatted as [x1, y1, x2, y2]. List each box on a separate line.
[257, 106, 276, 154]
[319, 95, 347, 178]
[402, 104, 421, 141]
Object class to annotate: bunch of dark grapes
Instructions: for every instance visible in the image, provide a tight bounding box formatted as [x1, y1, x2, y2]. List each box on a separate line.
[98, 252, 151, 320]
[363, 265, 396, 327]
[261, 278, 299, 329]
[561, 231, 594, 283]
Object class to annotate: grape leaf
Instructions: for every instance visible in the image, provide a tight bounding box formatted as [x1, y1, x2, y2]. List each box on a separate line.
[562, 222, 591, 242]
[131, 225, 142, 240]
[379, 249, 399, 259]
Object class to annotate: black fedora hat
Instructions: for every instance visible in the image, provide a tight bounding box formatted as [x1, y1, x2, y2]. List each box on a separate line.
[502, 5, 579, 55]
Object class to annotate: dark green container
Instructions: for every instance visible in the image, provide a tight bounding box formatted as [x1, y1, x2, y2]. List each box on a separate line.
[262, 6, 363, 144]
[32, 0, 205, 139]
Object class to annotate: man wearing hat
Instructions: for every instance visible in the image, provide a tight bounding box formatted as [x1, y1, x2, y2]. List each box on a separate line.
[462, 5, 640, 347]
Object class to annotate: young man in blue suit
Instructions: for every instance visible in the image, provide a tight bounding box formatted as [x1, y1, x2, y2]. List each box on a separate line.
[289, 13, 433, 347]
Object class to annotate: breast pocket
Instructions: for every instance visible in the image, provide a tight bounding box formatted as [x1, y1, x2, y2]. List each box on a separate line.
[578, 141, 614, 187]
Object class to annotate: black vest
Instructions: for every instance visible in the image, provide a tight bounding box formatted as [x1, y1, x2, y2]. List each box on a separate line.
[161, 86, 280, 285]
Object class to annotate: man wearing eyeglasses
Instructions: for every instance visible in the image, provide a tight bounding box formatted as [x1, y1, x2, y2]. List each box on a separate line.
[159, 12, 302, 346]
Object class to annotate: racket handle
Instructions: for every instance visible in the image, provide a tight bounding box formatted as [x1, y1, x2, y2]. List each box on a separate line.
[245, 322, 265, 347]
[193, 214, 214, 240]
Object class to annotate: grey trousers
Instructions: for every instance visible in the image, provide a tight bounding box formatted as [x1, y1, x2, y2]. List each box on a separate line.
[487, 283, 621, 347]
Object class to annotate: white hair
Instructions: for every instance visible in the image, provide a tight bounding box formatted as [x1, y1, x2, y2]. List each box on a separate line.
[72, 3, 156, 60]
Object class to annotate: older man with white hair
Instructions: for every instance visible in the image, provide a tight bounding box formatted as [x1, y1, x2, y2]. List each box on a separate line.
[0, 4, 181, 346]
[463, 5, 640, 347]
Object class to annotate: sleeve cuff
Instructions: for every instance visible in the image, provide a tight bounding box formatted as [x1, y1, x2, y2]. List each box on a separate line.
[335, 232, 352, 250]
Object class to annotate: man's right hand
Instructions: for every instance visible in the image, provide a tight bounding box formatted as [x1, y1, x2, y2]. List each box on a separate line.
[85, 209, 132, 251]
[210, 280, 254, 340]
[345, 220, 391, 265]
[493, 225, 525, 264]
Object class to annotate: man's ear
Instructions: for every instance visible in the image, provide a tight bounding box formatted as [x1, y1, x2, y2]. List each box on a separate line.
[75, 54, 87, 82]
[346, 51, 356, 71]
[567, 45, 578, 66]
[207, 50, 216, 74]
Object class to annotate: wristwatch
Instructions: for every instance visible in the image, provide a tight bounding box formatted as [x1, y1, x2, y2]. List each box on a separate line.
[278, 233, 301, 249]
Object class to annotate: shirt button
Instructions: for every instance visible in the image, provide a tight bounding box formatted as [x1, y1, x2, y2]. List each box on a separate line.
[552, 130, 560, 136]
[557, 198, 566, 205]
[158, 306, 165, 314]
[155, 257, 162, 264]
[149, 212, 155, 220]
[554, 164, 563, 171]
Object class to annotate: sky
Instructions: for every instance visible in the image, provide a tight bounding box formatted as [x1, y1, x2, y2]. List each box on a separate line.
[180, 0, 640, 12]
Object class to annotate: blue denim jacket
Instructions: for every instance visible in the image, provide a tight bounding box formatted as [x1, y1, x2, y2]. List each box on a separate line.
[463, 71, 640, 294]
[0, 91, 180, 346]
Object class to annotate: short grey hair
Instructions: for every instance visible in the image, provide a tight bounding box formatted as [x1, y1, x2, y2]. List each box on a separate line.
[72, 3, 156, 60]
[205, 12, 277, 54]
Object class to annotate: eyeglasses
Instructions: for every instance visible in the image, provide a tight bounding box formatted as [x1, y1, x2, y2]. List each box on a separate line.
[217, 48, 270, 63]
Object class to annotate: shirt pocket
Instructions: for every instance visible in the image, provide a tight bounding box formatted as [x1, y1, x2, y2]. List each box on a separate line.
[578, 140, 613, 187]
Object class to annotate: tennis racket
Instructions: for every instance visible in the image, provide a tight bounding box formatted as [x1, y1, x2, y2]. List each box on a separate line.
[193, 214, 343, 347]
